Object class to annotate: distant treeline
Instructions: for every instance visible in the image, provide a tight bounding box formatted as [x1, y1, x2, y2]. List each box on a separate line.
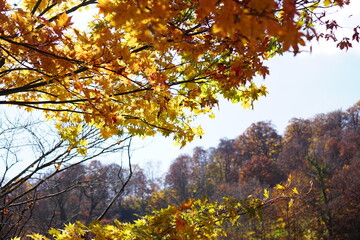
[2, 101, 359, 239]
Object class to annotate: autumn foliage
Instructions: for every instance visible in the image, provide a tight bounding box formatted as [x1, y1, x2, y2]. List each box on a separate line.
[1, 0, 357, 147]
[1, 0, 359, 239]
[2, 101, 358, 239]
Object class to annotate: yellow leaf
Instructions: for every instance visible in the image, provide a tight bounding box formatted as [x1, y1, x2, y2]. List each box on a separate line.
[246, 231, 255, 236]
[27, 233, 50, 240]
[77, 147, 87, 155]
[287, 174, 292, 183]
[209, 113, 216, 119]
[323, 0, 332, 7]
[56, 13, 71, 28]
[212, 23, 223, 35]
[79, 139, 88, 146]
[288, 198, 294, 208]
[263, 189, 269, 199]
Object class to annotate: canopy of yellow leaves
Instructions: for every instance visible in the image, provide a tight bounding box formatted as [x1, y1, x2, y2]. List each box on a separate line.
[0, 0, 350, 146]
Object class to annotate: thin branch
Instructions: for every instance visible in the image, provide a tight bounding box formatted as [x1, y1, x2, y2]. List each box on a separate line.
[0, 141, 65, 200]
[96, 137, 133, 221]
[31, 0, 43, 15]
[36, 0, 97, 27]
[38, 1, 58, 18]
[0, 36, 83, 64]
[0, 80, 52, 97]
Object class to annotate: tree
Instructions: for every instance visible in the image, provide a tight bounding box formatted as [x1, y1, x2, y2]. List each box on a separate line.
[28, 164, 89, 234]
[235, 121, 284, 187]
[330, 153, 360, 239]
[239, 155, 285, 187]
[212, 138, 241, 184]
[279, 118, 313, 173]
[16, 176, 304, 240]
[165, 154, 192, 203]
[189, 147, 216, 198]
[0, 0, 357, 147]
[304, 105, 360, 239]
[9, 101, 360, 239]
[0, 112, 131, 239]
[1, 0, 359, 238]
[238, 121, 282, 160]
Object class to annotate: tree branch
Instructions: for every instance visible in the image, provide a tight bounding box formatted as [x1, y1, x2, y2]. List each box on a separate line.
[96, 138, 133, 221]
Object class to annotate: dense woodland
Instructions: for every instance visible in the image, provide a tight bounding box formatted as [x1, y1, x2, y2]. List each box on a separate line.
[1, 0, 359, 239]
[1, 101, 359, 239]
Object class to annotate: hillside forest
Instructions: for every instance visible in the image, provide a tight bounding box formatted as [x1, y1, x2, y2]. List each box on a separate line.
[2, 101, 359, 239]
[1, 0, 360, 238]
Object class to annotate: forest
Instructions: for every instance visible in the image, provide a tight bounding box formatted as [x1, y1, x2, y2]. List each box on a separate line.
[1, 0, 359, 239]
[2, 101, 359, 239]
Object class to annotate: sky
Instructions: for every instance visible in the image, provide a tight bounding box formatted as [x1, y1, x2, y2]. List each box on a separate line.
[129, 2, 360, 175]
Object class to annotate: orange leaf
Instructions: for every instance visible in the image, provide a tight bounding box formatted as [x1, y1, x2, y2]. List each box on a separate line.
[181, 199, 194, 210]
[175, 218, 188, 231]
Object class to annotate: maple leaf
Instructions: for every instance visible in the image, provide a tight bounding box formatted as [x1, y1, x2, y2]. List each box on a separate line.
[0, 0, 353, 147]
[56, 13, 72, 28]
